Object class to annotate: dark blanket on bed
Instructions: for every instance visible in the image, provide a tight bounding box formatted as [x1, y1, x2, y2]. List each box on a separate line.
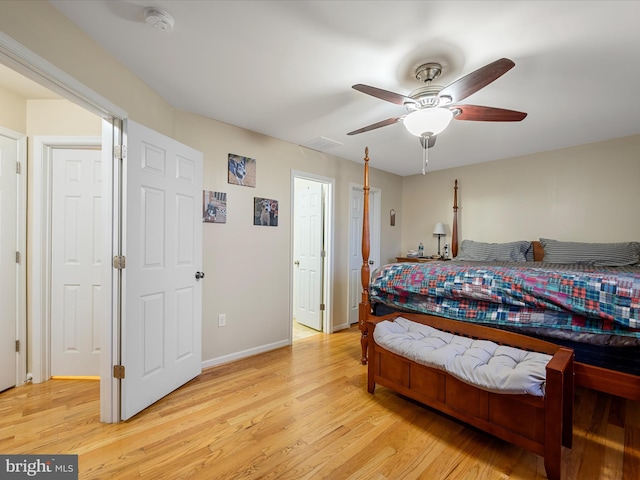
[372, 301, 640, 376]
[369, 261, 640, 338]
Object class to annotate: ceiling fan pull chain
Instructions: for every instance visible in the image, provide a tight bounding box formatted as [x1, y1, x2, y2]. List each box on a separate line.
[422, 135, 429, 175]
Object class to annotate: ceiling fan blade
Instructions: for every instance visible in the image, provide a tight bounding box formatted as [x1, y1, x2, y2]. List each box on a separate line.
[419, 135, 437, 148]
[352, 84, 414, 106]
[453, 105, 527, 122]
[347, 116, 403, 135]
[439, 58, 515, 103]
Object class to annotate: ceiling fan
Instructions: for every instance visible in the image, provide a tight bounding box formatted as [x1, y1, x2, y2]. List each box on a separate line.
[347, 58, 527, 151]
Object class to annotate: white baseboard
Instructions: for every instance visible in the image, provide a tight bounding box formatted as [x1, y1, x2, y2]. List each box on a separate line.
[201, 339, 291, 370]
[333, 322, 350, 331]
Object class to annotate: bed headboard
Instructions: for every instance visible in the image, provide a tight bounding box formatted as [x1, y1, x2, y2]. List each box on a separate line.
[532, 241, 544, 261]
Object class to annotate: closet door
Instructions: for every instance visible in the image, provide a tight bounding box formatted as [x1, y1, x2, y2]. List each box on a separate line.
[0, 134, 17, 391]
[50, 147, 102, 376]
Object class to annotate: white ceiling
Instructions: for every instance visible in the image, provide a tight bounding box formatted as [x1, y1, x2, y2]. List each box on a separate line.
[46, 0, 640, 176]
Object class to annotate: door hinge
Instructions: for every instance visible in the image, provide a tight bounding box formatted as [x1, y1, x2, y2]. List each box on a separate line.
[114, 145, 127, 160]
[16, 161, 21, 175]
[321, 250, 326, 258]
[16, 251, 21, 264]
[320, 303, 325, 311]
[113, 365, 125, 379]
[15, 340, 20, 353]
[113, 255, 126, 269]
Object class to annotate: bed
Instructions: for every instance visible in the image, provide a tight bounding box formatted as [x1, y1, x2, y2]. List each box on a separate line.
[358, 148, 640, 400]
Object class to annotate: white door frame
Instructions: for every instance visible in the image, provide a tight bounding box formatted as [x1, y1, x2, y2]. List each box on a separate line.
[0, 126, 27, 386]
[290, 171, 334, 335]
[31, 136, 102, 383]
[0, 31, 126, 423]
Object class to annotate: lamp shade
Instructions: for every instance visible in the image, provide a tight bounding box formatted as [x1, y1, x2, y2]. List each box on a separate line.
[433, 223, 446, 235]
[403, 108, 453, 137]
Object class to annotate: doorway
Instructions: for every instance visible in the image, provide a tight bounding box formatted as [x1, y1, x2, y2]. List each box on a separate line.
[31, 138, 103, 379]
[1, 37, 206, 422]
[291, 172, 334, 339]
[348, 183, 381, 326]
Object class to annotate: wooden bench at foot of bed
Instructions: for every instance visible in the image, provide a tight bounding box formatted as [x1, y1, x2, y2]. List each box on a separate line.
[367, 313, 574, 480]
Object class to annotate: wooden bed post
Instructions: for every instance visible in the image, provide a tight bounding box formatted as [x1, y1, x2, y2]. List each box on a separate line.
[359, 147, 371, 365]
[452, 179, 458, 258]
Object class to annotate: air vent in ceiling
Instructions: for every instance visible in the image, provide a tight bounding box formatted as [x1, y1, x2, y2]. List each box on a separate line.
[301, 136, 344, 152]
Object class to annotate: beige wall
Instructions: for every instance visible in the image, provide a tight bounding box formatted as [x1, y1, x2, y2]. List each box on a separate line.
[175, 111, 402, 360]
[26, 99, 101, 135]
[0, 84, 26, 132]
[0, 2, 403, 367]
[401, 134, 640, 256]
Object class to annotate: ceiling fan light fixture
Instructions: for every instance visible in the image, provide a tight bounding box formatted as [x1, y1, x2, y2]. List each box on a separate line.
[438, 95, 453, 105]
[403, 108, 453, 137]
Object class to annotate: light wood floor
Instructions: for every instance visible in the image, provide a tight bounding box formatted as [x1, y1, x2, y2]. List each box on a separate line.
[2, 326, 639, 479]
[293, 320, 321, 341]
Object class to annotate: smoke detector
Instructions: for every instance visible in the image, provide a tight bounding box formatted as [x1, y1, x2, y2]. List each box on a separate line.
[144, 7, 175, 33]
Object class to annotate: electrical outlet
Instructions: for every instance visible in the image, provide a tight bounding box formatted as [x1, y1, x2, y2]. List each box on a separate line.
[218, 313, 226, 327]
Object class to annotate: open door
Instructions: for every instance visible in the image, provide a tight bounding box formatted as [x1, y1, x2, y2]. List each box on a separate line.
[0, 133, 18, 391]
[293, 178, 324, 331]
[120, 120, 203, 420]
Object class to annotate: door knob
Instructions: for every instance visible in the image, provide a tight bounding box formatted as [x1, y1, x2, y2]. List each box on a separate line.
[369, 260, 374, 265]
[294, 260, 300, 266]
[195, 271, 205, 280]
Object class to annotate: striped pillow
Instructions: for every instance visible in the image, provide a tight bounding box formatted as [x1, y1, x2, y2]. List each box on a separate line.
[524, 243, 535, 261]
[540, 238, 640, 266]
[455, 240, 531, 262]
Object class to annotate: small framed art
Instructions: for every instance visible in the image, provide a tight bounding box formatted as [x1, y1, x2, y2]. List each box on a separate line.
[228, 153, 256, 187]
[203, 190, 227, 223]
[253, 197, 278, 226]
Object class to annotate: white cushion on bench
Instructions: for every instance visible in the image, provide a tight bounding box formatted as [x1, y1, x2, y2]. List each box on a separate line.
[373, 317, 552, 397]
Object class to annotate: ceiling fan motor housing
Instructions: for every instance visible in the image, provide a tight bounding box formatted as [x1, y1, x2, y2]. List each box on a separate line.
[408, 85, 444, 109]
[415, 63, 442, 83]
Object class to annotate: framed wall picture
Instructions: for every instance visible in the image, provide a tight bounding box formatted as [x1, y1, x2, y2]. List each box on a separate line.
[228, 153, 256, 187]
[203, 190, 227, 223]
[253, 197, 278, 226]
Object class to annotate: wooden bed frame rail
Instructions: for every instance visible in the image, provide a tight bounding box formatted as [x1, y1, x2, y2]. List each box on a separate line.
[358, 147, 640, 401]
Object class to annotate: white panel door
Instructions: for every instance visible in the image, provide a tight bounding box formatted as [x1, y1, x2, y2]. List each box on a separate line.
[121, 120, 203, 420]
[0, 134, 17, 391]
[348, 189, 364, 326]
[348, 186, 380, 325]
[293, 179, 323, 331]
[51, 147, 103, 376]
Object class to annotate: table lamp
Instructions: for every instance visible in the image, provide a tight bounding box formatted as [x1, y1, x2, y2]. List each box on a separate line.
[433, 223, 446, 257]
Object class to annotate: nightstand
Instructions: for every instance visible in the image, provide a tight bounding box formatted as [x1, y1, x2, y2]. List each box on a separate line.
[395, 257, 451, 263]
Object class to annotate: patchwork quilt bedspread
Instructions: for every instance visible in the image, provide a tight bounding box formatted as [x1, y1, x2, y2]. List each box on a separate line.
[369, 261, 640, 338]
